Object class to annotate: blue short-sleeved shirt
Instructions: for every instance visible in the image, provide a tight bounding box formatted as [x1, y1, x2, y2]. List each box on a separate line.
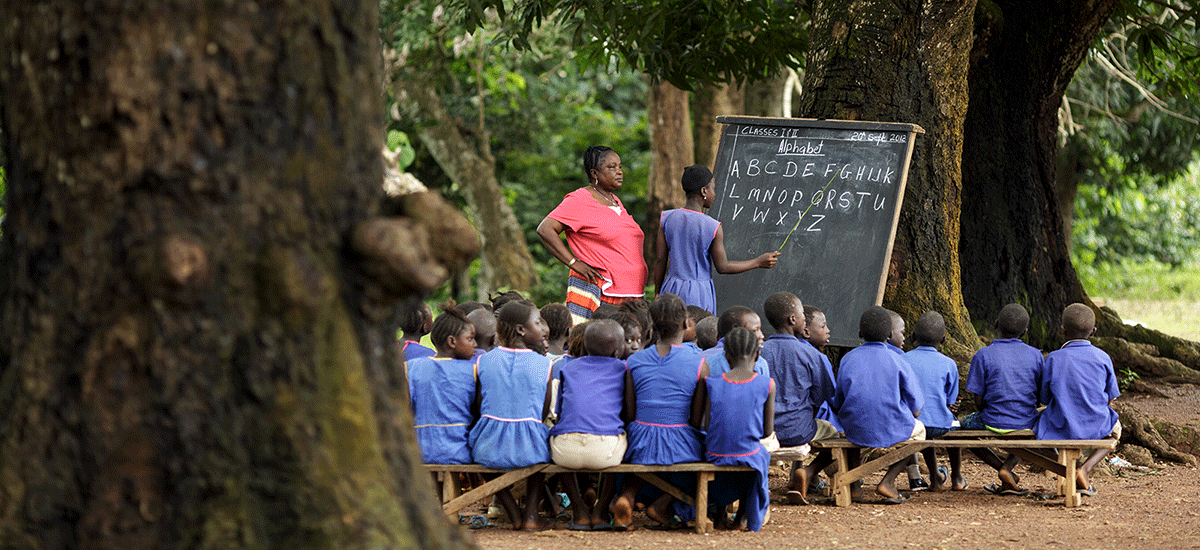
[904, 346, 959, 430]
[761, 333, 836, 446]
[966, 338, 1044, 430]
[830, 342, 924, 448]
[1034, 340, 1120, 440]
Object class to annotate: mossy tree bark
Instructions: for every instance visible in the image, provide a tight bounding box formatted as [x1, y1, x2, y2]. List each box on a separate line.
[800, 0, 980, 361]
[0, 2, 476, 549]
[958, 0, 1120, 348]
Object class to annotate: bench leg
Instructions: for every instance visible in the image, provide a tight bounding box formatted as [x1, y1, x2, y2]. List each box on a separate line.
[1059, 448, 1081, 507]
[831, 448, 852, 507]
[694, 471, 714, 533]
[438, 471, 460, 505]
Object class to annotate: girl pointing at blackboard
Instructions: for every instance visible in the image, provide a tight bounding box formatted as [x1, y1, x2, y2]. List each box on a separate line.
[654, 165, 779, 314]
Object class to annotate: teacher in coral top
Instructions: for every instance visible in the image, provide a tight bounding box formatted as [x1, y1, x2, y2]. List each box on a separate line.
[538, 145, 647, 323]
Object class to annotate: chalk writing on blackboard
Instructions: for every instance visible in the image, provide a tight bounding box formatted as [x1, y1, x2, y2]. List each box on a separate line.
[709, 116, 923, 347]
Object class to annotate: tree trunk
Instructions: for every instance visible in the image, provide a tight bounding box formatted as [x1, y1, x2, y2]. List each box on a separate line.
[958, 0, 1118, 347]
[391, 73, 539, 294]
[743, 72, 788, 117]
[693, 82, 744, 168]
[0, 2, 475, 549]
[800, 0, 980, 360]
[646, 80, 694, 272]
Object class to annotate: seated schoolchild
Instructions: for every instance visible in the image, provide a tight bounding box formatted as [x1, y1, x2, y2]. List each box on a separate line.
[885, 309, 928, 490]
[548, 319, 630, 530]
[466, 308, 497, 355]
[682, 305, 711, 353]
[885, 309, 906, 355]
[612, 311, 644, 358]
[408, 309, 479, 465]
[963, 303, 1044, 495]
[759, 292, 837, 505]
[702, 306, 769, 376]
[695, 315, 719, 351]
[612, 293, 707, 530]
[619, 298, 655, 347]
[695, 327, 776, 531]
[469, 301, 552, 530]
[904, 311, 968, 492]
[1034, 303, 1121, 496]
[400, 298, 435, 362]
[806, 305, 842, 433]
[830, 306, 925, 504]
[541, 302, 573, 363]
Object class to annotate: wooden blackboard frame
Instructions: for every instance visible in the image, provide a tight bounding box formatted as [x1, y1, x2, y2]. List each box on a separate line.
[709, 116, 924, 347]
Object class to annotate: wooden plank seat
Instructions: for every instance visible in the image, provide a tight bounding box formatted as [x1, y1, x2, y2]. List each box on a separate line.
[808, 436, 1118, 508]
[426, 462, 754, 533]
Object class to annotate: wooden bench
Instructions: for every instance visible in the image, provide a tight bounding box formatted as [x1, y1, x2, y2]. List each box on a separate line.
[427, 446, 814, 533]
[809, 433, 1118, 508]
[427, 462, 760, 533]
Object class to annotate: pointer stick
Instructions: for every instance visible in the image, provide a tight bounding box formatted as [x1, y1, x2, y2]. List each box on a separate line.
[777, 170, 838, 252]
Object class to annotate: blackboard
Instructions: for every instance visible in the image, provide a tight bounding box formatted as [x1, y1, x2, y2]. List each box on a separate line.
[709, 116, 923, 347]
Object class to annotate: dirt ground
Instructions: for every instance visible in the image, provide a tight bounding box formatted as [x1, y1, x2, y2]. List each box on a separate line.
[463, 380, 1200, 550]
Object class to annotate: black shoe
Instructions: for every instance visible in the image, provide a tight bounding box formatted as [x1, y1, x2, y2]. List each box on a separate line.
[908, 477, 929, 491]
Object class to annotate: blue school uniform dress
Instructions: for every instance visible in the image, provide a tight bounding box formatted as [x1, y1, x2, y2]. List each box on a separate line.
[549, 355, 627, 437]
[705, 372, 773, 532]
[904, 346, 959, 437]
[701, 339, 770, 376]
[761, 333, 836, 446]
[1034, 340, 1120, 440]
[965, 338, 1044, 430]
[407, 356, 478, 464]
[625, 346, 706, 464]
[831, 342, 924, 448]
[403, 340, 436, 363]
[469, 347, 553, 468]
[659, 209, 721, 314]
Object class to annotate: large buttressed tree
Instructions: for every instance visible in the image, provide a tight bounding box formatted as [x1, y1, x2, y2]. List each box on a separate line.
[0, 1, 476, 548]
[959, 0, 1120, 344]
[799, 0, 981, 359]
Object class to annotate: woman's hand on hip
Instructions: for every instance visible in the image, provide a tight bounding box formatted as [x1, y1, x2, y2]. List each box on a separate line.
[572, 260, 601, 285]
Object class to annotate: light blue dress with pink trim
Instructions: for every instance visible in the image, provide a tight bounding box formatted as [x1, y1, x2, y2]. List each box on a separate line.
[705, 372, 772, 532]
[469, 347, 552, 469]
[659, 208, 721, 314]
[407, 356, 478, 464]
[625, 345, 706, 464]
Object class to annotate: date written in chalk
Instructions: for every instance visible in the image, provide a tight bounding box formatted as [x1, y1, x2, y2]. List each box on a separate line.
[849, 132, 907, 144]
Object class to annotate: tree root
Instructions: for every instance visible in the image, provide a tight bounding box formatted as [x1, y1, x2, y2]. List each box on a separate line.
[1097, 307, 1200, 373]
[1112, 402, 1198, 466]
[1092, 336, 1200, 385]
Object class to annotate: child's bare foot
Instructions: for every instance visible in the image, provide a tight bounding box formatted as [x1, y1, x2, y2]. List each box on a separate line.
[997, 467, 1021, 492]
[1075, 467, 1092, 492]
[517, 519, 546, 531]
[876, 481, 908, 503]
[930, 467, 948, 492]
[609, 496, 633, 529]
[787, 467, 812, 504]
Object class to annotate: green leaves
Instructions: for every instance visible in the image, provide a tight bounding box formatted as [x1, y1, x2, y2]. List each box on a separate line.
[451, 0, 810, 89]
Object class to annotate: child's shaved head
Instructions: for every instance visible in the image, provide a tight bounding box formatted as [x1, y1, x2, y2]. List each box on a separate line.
[696, 316, 719, 350]
[912, 311, 946, 346]
[584, 319, 625, 358]
[996, 303, 1030, 338]
[859, 306, 892, 343]
[1062, 303, 1096, 340]
[763, 291, 802, 331]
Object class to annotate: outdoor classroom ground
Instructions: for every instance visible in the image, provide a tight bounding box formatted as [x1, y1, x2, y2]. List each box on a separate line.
[463, 380, 1200, 550]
